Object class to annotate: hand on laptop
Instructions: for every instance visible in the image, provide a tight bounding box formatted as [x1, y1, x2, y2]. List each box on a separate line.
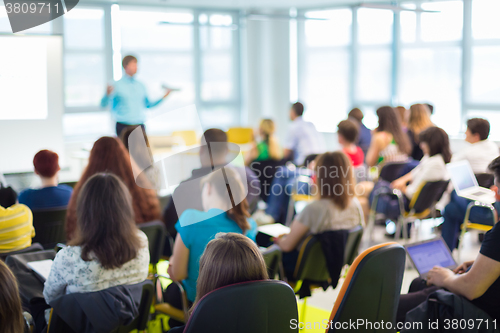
[426, 266, 454, 287]
[391, 178, 407, 193]
[453, 260, 474, 274]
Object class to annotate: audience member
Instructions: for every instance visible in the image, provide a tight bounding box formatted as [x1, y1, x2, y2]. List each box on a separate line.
[274, 152, 363, 279]
[0, 203, 34, 253]
[398, 156, 500, 323]
[337, 120, 364, 167]
[0, 183, 17, 209]
[370, 127, 451, 233]
[365, 106, 412, 167]
[163, 129, 260, 239]
[165, 168, 257, 327]
[451, 118, 499, 173]
[245, 119, 282, 164]
[442, 156, 500, 250]
[425, 103, 434, 114]
[44, 173, 149, 304]
[65, 137, 160, 240]
[407, 104, 434, 161]
[395, 106, 409, 132]
[348, 108, 372, 158]
[0, 260, 25, 333]
[167, 233, 268, 333]
[283, 102, 325, 166]
[18, 150, 72, 210]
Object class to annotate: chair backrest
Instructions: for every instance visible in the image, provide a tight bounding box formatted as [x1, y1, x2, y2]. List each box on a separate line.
[184, 280, 298, 333]
[249, 159, 285, 202]
[261, 245, 283, 279]
[115, 280, 154, 333]
[172, 130, 198, 146]
[227, 127, 254, 144]
[409, 180, 450, 214]
[293, 235, 329, 282]
[379, 162, 409, 183]
[138, 220, 167, 265]
[31, 207, 67, 249]
[343, 225, 364, 266]
[327, 243, 405, 333]
[0, 242, 43, 261]
[475, 173, 495, 189]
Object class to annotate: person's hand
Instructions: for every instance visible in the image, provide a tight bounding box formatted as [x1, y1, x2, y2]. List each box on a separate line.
[162, 88, 173, 99]
[453, 260, 474, 274]
[106, 85, 114, 95]
[391, 178, 407, 192]
[426, 266, 455, 287]
[273, 234, 287, 245]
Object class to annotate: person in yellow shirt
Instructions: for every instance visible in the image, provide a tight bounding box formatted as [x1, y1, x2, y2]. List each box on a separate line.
[0, 204, 35, 253]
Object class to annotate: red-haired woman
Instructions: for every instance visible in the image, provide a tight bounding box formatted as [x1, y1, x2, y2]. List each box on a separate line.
[65, 137, 160, 240]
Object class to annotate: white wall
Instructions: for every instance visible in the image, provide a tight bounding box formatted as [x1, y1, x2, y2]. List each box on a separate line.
[0, 35, 64, 174]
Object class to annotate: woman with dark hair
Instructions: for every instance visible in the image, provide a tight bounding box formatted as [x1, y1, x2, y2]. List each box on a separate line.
[370, 126, 451, 233]
[366, 106, 412, 167]
[44, 173, 150, 304]
[274, 151, 363, 279]
[0, 260, 25, 333]
[65, 136, 160, 240]
[165, 167, 258, 327]
[168, 233, 268, 333]
[407, 104, 434, 161]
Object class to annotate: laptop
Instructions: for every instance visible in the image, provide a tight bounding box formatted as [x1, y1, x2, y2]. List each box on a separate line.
[446, 160, 496, 204]
[405, 237, 457, 279]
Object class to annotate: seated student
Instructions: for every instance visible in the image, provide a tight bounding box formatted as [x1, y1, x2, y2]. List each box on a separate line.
[395, 106, 409, 132]
[283, 102, 326, 166]
[274, 152, 362, 279]
[451, 118, 499, 174]
[398, 156, 500, 323]
[370, 127, 451, 232]
[65, 137, 160, 240]
[0, 190, 34, 253]
[0, 260, 25, 333]
[348, 108, 372, 158]
[407, 104, 433, 161]
[337, 120, 364, 168]
[365, 106, 412, 167]
[44, 173, 150, 304]
[18, 150, 72, 210]
[165, 168, 258, 327]
[245, 118, 283, 164]
[163, 129, 260, 239]
[168, 233, 268, 333]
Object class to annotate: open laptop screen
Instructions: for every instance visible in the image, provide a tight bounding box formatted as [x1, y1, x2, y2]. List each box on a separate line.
[448, 162, 476, 192]
[406, 239, 456, 276]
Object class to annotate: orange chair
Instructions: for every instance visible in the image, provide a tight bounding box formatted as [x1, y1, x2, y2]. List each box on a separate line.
[325, 242, 405, 333]
[227, 127, 254, 145]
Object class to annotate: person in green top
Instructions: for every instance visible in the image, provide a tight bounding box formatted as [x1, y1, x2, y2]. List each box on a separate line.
[245, 119, 283, 164]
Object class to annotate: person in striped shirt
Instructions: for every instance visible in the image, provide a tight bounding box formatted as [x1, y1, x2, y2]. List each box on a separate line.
[0, 203, 34, 253]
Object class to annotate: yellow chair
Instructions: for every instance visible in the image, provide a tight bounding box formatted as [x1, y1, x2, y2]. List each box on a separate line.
[227, 127, 254, 145]
[458, 201, 497, 262]
[172, 130, 198, 146]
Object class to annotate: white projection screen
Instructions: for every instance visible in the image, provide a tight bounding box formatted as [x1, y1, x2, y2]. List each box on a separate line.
[0, 35, 64, 173]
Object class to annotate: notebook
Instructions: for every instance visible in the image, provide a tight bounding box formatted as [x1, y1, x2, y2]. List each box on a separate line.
[258, 223, 291, 238]
[27, 259, 53, 282]
[405, 237, 457, 279]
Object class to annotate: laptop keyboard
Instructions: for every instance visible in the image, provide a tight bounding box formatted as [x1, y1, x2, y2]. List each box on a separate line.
[471, 191, 489, 196]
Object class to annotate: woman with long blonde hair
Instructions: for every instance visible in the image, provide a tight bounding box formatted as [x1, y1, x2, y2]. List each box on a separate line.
[407, 104, 434, 161]
[246, 119, 282, 164]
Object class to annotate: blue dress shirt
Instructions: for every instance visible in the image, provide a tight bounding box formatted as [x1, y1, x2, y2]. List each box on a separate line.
[101, 74, 163, 125]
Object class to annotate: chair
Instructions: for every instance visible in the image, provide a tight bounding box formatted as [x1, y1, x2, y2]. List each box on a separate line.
[183, 280, 298, 333]
[285, 174, 315, 226]
[249, 159, 285, 202]
[378, 161, 410, 183]
[172, 130, 198, 146]
[47, 280, 154, 333]
[457, 201, 497, 262]
[368, 181, 449, 243]
[31, 207, 67, 249]
[261, 245, 285, 280]
[475, 173, 495, 188]
[0, 242, 43, 261]
[344, 225, 364, 267]
[325, 242, 406, 333]
[227, 127, 254, 145]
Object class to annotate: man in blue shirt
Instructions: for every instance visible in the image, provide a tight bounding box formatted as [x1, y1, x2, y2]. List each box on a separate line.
[101, 55, 172, 136]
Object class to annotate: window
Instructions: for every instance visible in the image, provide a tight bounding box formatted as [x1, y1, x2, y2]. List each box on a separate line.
[64, 8, 106, 108]
[420, 1, 463, 42]
[472, 0, 500, 40]
[470, 46, 500, 104]
[357, 8, 393, 45]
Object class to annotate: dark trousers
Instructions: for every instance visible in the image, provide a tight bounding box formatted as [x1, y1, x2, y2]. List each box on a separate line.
[163, 282, 193, 329]
[116, 122, 145, 137]
[397, 278, 440, 323]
